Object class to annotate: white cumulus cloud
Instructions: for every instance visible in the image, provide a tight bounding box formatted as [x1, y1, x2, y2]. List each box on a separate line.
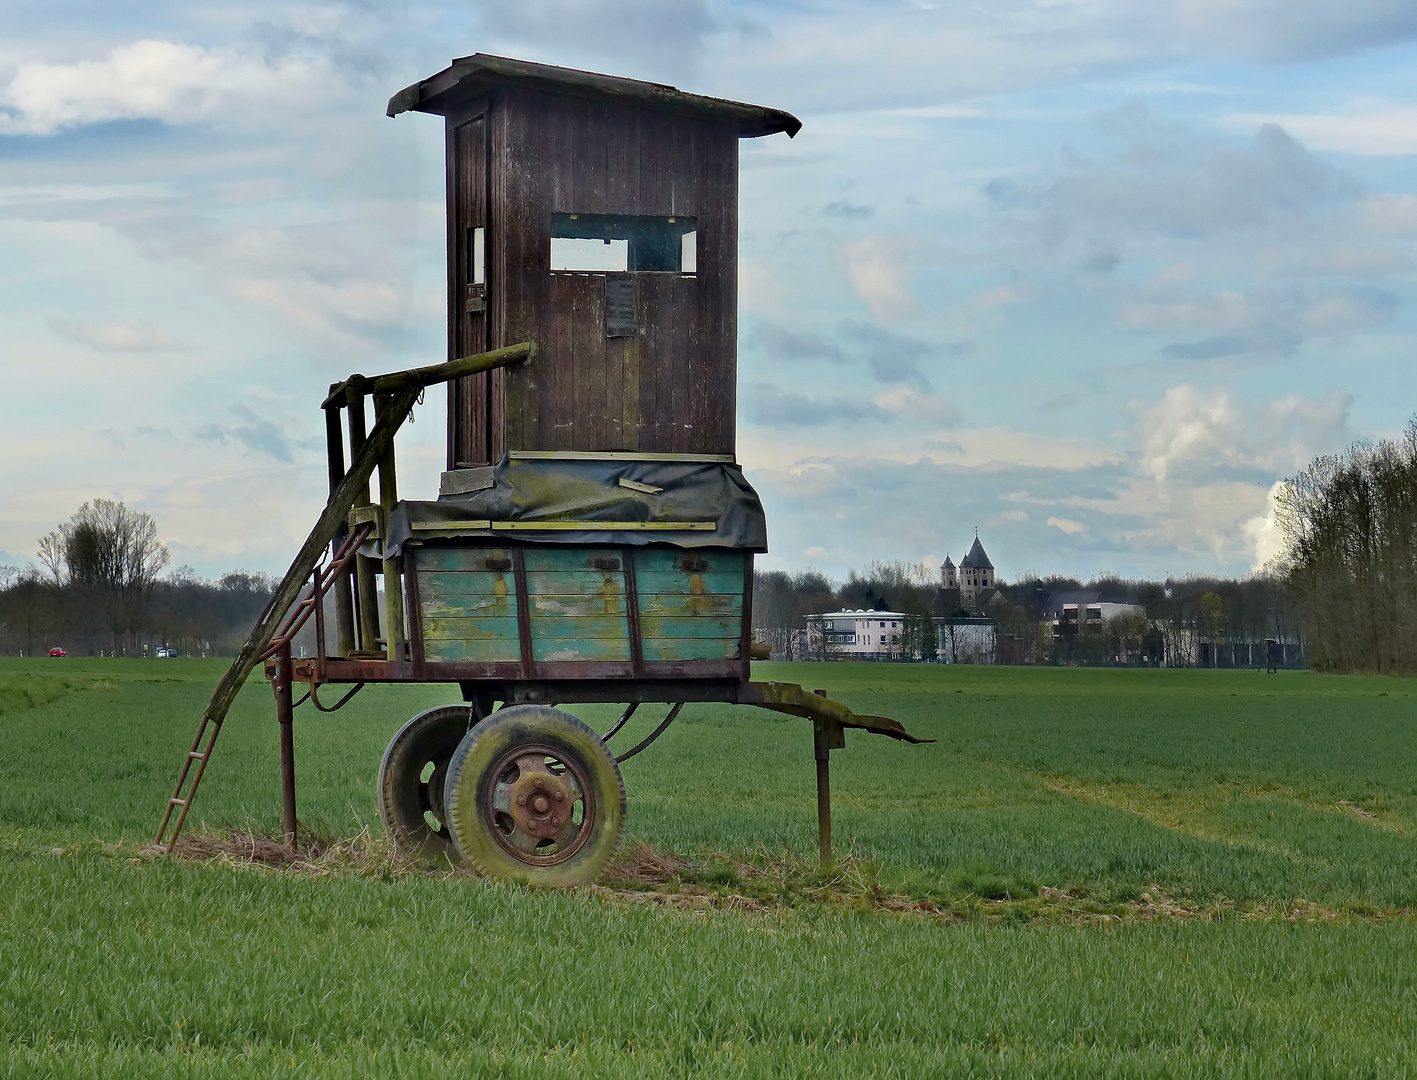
[0, 40, 332, 135]
[841, 235, 915, 320]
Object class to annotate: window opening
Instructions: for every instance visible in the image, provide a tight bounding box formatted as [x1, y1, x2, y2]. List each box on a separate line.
[467, 226, 485, 285]
[551, 213, 697, 273]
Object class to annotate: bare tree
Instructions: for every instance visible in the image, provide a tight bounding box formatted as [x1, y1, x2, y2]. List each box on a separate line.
[38, 500, 170, 654]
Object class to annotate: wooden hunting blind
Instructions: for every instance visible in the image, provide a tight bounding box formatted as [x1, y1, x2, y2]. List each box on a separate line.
[386, 54, 801, 467]
[156, 56, 927, 889]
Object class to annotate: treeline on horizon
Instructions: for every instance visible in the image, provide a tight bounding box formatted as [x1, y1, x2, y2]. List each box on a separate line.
[752, 562, 1295, 667]
[0, 499, 275, 658]
[0, 565, 276, 659]
[4, 419, 1413, 672]
[755, 418, 1417, 674]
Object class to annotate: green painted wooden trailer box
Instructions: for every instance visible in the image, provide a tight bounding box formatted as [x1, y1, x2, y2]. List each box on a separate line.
[412, 543, 750, 676]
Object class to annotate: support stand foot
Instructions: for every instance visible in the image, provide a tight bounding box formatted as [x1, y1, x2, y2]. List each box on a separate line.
[274, 644, 298, 851]
[812, 689, 844, 869]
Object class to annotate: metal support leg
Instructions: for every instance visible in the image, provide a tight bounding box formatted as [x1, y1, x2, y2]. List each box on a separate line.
[274, 643, 298, 850]
[812, 689, 845, 868]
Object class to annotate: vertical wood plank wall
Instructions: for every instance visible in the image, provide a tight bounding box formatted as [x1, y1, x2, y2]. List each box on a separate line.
[447, 110, 490, 468]
[448, 88, 738, 458]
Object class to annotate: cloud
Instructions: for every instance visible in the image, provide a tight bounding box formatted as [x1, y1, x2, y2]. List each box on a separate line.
[1224, 106, 1417, 156]
[744, 383, 886, 427]
[1133, 383, 1351, 483]
[1365, 194, 1417, 234]
[1047, 516, 1085, 534]
[0, 40, 332, 135]
[699, 1, 1417, 123]
[1177, 0, 1417, 62]
[1081, 246, 1120, 273]
[823, 200, 875, 219]
[986, 104, 1360, 252]
[1126, 286, 1399, 360]
[839, 319, 936, 389]
[51, 319, 189, 353]
[743, 382, 959, 432]
[841, 235, 914, 319]
[474, 0, 720, 77]
[193, 404, 294, 462]
[198, 221, 420, 350]
[870, 386, 962, 426]
[750, 319, 973, 390]
[1242, 480, 1288, 571]
[749, 322, 849, 365]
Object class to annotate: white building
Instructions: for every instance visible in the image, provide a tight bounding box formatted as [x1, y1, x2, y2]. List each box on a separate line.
[1041, 591, 1146, 628]
[805, 610, 911, 659]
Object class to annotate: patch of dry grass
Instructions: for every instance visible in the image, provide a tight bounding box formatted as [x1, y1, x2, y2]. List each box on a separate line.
[154, 830, 1412, 927]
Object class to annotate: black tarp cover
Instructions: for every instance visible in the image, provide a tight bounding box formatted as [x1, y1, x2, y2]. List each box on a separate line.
[384, 455, 767, 557]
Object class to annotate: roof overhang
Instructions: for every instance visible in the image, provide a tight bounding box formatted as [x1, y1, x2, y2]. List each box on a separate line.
[387, 53, 800, 139]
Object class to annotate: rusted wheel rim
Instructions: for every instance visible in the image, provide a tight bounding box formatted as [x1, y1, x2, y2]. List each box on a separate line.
[481, 742, 594, 865]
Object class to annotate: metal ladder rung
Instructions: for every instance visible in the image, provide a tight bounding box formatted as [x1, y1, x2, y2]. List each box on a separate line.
[187, 751, 205, 761]
[169, 797, 187, 807]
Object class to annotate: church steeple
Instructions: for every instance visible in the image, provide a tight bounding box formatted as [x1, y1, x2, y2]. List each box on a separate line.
[958, 535, 995, 609]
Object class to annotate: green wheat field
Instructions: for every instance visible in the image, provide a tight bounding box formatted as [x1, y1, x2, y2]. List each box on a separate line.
[2, 656, 1415, 1077]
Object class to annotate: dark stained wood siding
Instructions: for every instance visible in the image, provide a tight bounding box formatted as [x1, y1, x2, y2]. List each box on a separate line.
[451, 87, 737, 457]
[447, 110, 490, 468]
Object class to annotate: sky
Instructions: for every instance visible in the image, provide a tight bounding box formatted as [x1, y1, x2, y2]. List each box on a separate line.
[2, 0, 1415, 586]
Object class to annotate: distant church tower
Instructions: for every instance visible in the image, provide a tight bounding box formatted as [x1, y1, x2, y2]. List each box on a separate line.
[941, 555, 957, 589]
[959, 534, 995, 609]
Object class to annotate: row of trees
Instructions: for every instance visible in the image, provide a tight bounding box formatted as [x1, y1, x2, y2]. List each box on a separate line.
[0, 500, 275, 658]
[1274, 419, 1417, 673]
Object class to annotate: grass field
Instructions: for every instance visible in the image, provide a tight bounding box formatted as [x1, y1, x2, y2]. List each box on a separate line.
[2, 657, 1416, 1076]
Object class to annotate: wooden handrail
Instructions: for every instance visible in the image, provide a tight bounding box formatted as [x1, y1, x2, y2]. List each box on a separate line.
[321, 341, 535, 409]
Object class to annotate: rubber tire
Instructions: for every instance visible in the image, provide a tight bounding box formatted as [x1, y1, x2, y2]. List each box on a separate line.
[378, 705, 473, 869]
[444, 705, 627, 887]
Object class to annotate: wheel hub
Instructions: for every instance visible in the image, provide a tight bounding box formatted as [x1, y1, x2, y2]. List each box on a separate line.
[510, 768, 571, 839]
[485, 746, 592, 863]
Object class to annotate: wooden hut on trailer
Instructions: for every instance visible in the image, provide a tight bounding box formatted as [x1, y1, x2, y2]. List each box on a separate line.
[158, 56, 927, 891]
[385, 54, 802, 467]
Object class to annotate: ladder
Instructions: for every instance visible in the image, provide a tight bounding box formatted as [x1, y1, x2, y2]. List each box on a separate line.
[153, 343, 534, 852]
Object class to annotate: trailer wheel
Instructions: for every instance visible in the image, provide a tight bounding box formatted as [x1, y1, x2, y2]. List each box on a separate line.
[378, 705, 473, 868]
[443, 705, 626, 887]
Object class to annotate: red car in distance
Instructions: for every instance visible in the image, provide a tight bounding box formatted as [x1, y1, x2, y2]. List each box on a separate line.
[48, 647, 66, 658]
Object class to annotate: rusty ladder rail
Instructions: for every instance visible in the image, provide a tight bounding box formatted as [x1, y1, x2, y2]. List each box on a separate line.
[259, 520, 375, 665]
[154, 520, 374, 851]
[153, 342, 534, 853]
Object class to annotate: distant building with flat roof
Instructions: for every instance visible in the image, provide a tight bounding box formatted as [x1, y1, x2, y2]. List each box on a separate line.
[805, 610, 910, 659]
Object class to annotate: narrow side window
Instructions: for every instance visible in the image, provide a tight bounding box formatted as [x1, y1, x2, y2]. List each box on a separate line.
[468, 226, 486, 285]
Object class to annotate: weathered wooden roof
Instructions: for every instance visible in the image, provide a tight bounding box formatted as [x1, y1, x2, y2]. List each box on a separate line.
[387, 53, 801, 139]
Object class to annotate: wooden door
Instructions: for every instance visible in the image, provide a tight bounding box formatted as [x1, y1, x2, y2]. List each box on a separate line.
[448, 113, 492, 467]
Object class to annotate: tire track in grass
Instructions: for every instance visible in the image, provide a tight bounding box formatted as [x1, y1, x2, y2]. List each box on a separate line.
[1030, 772, 1410, 866]
[0, 673, 116, 716]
